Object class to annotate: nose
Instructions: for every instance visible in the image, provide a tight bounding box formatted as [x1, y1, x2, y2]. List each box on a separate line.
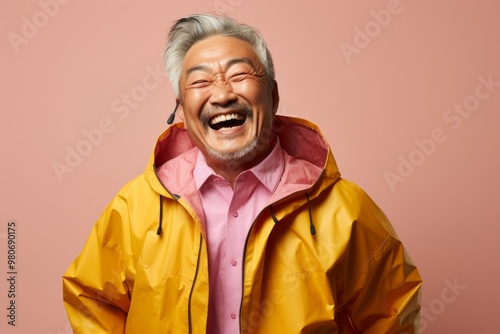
[208, 80, 237, 106]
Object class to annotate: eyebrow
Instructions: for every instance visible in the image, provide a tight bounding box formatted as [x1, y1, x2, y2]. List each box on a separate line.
[185, 57, 255, 78]
[225, 57, 255, 69]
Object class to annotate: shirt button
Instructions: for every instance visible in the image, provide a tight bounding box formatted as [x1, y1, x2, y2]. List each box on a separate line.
[231, 313, 237, 319]
[232, 211, 238, 217]
[231, 259, 237, 266]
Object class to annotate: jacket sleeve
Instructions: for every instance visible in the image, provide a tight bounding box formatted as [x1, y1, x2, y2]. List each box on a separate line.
[62, 195, 132, 334]
[341, 191, 423, 333]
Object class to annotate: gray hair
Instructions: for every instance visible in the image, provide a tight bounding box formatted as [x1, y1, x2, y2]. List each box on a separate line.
[164, 13, 275, 97]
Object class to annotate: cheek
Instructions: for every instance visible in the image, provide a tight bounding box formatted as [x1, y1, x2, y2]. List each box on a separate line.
[182, 87, 209, 107]
[181, 96, 205, 121]
[234, 80, 264, 98]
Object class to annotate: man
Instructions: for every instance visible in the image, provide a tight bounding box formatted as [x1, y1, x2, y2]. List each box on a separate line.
[63, 13, 422, 333]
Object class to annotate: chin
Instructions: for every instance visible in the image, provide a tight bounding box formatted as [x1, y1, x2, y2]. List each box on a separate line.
[206, 138, 259, 163]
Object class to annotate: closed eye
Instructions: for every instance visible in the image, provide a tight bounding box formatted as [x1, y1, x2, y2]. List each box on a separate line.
[189, 79, 211, 87]
[230, 73, 248, 81]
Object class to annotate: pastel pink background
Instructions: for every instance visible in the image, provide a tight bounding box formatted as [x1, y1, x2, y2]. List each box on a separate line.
[1, 0, 499, 333]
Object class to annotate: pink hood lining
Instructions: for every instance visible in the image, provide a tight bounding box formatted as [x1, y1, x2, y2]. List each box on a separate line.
[147, 115, 341, 200]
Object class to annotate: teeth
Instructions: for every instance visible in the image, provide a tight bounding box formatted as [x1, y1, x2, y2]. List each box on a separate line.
[209, 113, 244, 125]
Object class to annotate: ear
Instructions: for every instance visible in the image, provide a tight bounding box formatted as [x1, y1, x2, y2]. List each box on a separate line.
[176, 98, 185, 122]
[271, 80, 280, 116]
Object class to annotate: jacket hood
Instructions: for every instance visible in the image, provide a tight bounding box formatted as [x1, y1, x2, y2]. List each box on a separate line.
[144, 115, 341, 198]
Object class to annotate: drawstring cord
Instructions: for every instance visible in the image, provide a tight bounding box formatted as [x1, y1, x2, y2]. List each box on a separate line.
[270, 205, 279, 224]
[269, 192, 317, 236]
[306, 193, 316, 236]
[157, 195, 164, 235]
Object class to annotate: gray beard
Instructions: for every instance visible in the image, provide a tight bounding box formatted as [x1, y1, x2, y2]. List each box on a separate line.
[205, 137, 258, 163]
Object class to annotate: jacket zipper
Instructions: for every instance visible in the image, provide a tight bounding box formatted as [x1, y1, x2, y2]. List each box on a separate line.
[154, 163, 206, 333]
[238, 182, 324, 333]
[188, 233, 203, 333]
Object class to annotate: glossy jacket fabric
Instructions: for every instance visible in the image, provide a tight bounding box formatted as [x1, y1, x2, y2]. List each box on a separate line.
[63, 115, 422, 333]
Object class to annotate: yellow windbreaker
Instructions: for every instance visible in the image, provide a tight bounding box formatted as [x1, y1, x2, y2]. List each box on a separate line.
[63, 115, 422, 333]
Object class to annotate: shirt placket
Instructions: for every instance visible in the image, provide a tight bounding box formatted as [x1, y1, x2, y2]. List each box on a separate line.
[224, 174, 254, 330]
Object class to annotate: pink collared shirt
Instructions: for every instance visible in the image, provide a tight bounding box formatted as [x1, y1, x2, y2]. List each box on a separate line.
[193, 139, 285, 334]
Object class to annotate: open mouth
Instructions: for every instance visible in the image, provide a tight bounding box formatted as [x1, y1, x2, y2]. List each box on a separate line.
[209, 113, 247, 130]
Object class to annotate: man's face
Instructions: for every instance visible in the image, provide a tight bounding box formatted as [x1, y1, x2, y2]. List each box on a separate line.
[177, 35, 279, 168]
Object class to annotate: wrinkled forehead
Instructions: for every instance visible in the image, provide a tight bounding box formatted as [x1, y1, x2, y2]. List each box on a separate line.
[182, 35, 262, 75]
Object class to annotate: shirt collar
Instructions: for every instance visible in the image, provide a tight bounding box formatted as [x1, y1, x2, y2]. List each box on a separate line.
[193, 136, 285, 193]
